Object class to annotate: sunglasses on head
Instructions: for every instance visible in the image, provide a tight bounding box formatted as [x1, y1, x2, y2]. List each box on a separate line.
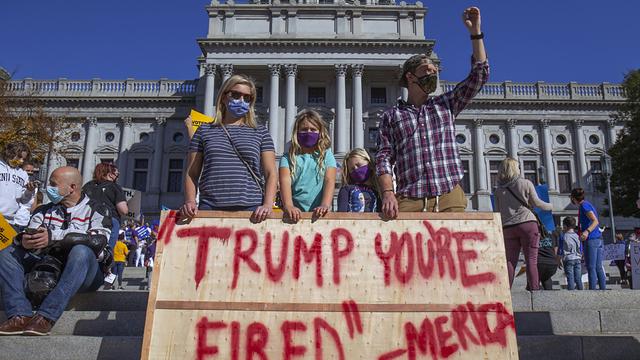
[228, 90, 253, 102]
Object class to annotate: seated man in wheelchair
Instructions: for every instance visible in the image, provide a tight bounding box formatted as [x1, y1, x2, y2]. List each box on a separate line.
[0, 166, 113, 336]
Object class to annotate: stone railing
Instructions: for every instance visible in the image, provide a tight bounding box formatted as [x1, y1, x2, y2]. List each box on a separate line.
[441, 81, 626, 101]
[4, 79, 198, 98]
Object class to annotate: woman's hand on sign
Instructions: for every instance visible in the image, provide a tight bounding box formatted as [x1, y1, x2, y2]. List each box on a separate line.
[180, 200, 198, 218]
[184, 116, 193, 129]
[251, 205, 272, 223]
[21, 227, 49, 250]
[283, 205, 301, 223]
[313, 204, 330, 219]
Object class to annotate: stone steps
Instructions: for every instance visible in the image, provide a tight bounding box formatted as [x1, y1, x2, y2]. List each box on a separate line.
[0, 336, 142, 360]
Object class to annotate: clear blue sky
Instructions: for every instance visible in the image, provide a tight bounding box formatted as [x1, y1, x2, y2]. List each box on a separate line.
[2, 0, 638, 84]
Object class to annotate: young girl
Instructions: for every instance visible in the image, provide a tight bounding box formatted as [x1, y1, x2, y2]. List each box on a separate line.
[338, 148, 380, 212]
[279, 109, 336, 222]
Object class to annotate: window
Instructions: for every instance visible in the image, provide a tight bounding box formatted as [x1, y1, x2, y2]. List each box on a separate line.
[557, 161, 572, 193]
[371, 87, 387, 104]
[256, 86, 263, 104]
[167, 159, 184, 192]
[460, 160, 471, 194]
[66, 158, 79, 168]
[522, 134, 534, 145]
[489, 134, 500, 144]
[105, 132, 115, 142]
[556, 134, 567, 145]
[140, 132, 149, 142]
[173, 132, 184, 143]
[522, 160, 538, 185]
[589, 135, 600, 145]
[100, 158, 114, 164]
[307, 87, 326, 104]
[71, 132, 81, 142]
[133, 159, 149, 192]
[368, 128, 380, 149]
[455, 134, 466, 144]
[590, 160, 604, 192]
[489, 160, 501, 189]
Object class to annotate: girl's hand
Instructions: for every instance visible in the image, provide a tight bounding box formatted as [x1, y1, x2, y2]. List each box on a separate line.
[251, 205, 272, 223]
[284, 205, 302, 223]
[180, 200, 198, 218]
[313, 205, 330, 218]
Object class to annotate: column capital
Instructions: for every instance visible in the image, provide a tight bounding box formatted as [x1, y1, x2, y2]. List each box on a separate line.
[220, 64, 234, 78]
[334, 64, 348, 77]
[86, 117, 98, 126]
[573, 119, 584, 128]
[283, 64, 297, 77]
[607, 118, 618, 128]
[473, 118, 484, 127]
[540, 118, 551, 128]
[121, 116, 133, 127]
[155, 116, 167, 126]
[506, 118, 517, 129]
[202, 64, 217, 76]
[268, 64, 281, 77]
[351, 64, 364, 77]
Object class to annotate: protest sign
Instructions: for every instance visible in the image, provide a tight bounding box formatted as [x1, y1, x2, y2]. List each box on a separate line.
[604, 243, 626, 261]
[122, 187, 142, 221]
[0, 213, 17, 251]
[142, 211, 518, 359]
[190, 109, 214, 132]
[632, 243, 640, 290]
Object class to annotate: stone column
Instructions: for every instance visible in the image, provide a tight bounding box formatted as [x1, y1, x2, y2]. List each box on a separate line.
[203, 64, 216, 117]
[284, 64, 297, 143]
[82, 117, 98, 184]
[351, 64, 364, 149]
[574, 119, 586, 187]
[335, 64, 348, 156]
[507, 119, 518, 159]
[473, 119, 488, 192]
[118, 117, 133, 186]
[150, 117, 166, 194]
[607, 119, 618, 148]
[540, 119, 557, 191]
[220, 64, 234, 84]
[268, 64, 281, 153]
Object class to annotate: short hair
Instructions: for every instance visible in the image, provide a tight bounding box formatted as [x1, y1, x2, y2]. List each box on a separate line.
[498, 157, 520, 184]
[562, 216, 576, 229]
[93, 163, 117, 182]
[400, 54, 435, 87]
[2, 141, 31, 163]
[570, 188, 585, 202]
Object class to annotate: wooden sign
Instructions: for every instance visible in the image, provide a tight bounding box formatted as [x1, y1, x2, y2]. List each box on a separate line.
[142, 211, 518, 359]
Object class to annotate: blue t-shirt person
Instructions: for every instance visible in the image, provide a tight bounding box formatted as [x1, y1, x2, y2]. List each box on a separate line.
[578, 200, 602, 240]
[279, 149, 337, 212]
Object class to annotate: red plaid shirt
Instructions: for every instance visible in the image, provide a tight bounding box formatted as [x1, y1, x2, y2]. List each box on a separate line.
[376, 59, 489, 197]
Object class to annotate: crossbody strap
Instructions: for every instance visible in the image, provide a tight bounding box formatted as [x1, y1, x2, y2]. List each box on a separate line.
[219, 124, 264, 195]
[505, 185, 544, 225]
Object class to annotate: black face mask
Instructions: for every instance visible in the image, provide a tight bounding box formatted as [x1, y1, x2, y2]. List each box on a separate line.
[411, 72, 438, 95]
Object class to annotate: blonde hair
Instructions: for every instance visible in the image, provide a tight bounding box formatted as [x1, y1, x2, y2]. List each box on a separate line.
[214, 74, 258, 128]
[342, 148, 379, 195]
[498, 157, 520, 183]
[287, 109, 331, 179]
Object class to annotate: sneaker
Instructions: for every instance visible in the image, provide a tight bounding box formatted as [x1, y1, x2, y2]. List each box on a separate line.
[0, 316, 33, 335]
[118, 286, 125, 290]
[22, 315, 54, 336]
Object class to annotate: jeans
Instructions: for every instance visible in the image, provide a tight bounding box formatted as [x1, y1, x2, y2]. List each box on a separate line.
[113, 262, 125, 287]
[503, 221, 540, 290]
[584, 236, 607, 290]
[108, 218, 120, 249]
[564, 259, 583, 290]
[0, 244, 103, 322]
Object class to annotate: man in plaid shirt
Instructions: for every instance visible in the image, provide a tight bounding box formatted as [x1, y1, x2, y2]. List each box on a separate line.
[376, 6, 489, 218]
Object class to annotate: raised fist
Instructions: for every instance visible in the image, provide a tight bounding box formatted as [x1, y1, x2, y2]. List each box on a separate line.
[462, 7, 482, 34]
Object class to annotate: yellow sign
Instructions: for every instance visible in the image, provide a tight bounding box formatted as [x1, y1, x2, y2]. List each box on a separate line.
[0, 213, 17, 251]
[190, 109, 214, 132]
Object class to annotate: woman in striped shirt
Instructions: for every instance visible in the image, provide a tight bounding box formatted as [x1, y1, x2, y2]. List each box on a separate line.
[181, 75, 277, 223]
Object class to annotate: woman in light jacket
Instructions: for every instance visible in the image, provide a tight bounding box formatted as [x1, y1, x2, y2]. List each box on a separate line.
[494, 157, 553, 290]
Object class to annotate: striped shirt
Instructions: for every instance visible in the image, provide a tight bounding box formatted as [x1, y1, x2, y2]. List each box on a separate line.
[189, 123, 275, 208]
[376, 59, 489, 197]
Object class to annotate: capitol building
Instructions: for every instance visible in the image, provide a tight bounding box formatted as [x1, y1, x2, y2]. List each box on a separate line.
[4, 0, 632, 232]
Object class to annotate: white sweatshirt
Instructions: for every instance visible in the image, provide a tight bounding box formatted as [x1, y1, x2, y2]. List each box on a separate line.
[0, 160, 34, 224]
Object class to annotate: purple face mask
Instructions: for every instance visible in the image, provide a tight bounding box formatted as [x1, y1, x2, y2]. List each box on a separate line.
[297, 132, 320, 148]
[350, 164, 370, 184]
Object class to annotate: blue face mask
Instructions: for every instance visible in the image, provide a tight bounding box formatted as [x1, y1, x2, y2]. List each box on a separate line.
[45, 186, 64, 204]
[227, 98, 250, 118]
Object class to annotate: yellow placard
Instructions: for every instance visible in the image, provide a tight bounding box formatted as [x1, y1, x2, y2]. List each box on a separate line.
[0, 213, 17, 251]
[190, 109, 214, 131]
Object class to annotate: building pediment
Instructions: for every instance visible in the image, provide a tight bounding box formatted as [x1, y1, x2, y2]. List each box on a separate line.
[167, 145, 187, 154]
[584, 148, 605, 156]
[458, 146, 473, 155]
[95, 145, 119, 154]
[485, 147, 508, 156]
[518, 147, 542, 156]
[551, 148, 575, 156]
[60, 145, 84, 154]
[130, 144, 153, 153]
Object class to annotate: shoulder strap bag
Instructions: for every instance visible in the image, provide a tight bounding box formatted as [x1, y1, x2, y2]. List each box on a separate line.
[505, 185, 551, 239]
[219, 124, 265, 195]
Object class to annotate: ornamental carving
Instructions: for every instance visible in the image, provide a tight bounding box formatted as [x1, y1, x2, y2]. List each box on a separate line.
[573, 119, 584, 128]
[334, 64, 348, 77]
[220, 64, 234, 78]
[351, 64, 364, 77]
[86, 117, 98, 126]
[283, 64, 297, 77]
[506, 119, 517, 129]
[540, 119, 551, 128]
[473, 119, 484, 127]
[268, 64, 281, 77]
[155, 117, 167, 126]
[121, 116, 133, 127]
[202, 64, 216, 76]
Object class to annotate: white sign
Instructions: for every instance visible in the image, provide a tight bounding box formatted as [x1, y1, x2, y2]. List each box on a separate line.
[122, 187, 142, 221]
[604, 243, 626, 261]
[632, 243, 640, 290]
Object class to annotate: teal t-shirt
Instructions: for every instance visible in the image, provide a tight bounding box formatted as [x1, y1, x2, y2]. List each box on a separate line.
[279, 149, 337, 211]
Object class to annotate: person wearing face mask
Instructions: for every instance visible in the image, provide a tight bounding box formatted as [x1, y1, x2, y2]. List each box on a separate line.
[337, 148, 380, 212]
[0, 142, 36, 230]
[181, 75, 277, 223]
[0, 166, 113, 336]
[376, 7, 488, 218]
